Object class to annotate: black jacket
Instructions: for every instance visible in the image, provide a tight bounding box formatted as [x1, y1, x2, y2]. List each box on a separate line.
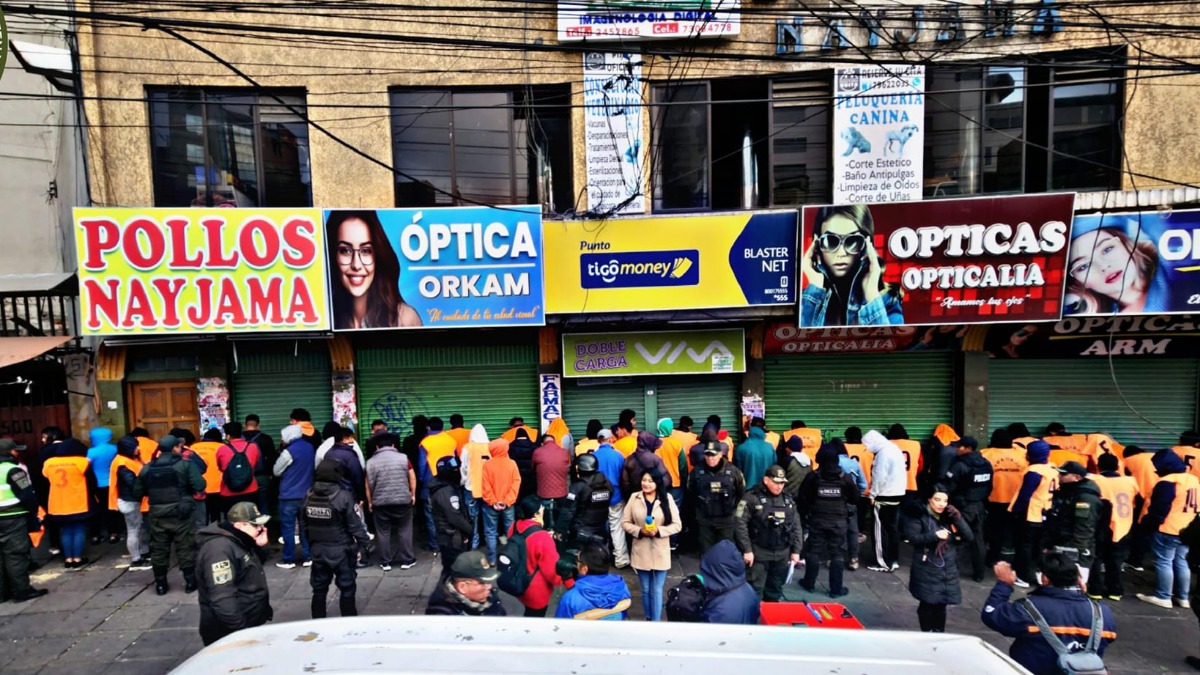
[903, 501, 973, 605]
[558, 473, 613, 539]
[301, 480, 370, 552]
[945, 451, 994, 505]
[508, 438, 538, 500]
[425, 582, 507, 616]
[429, 478, 473, 550]
[798, 466, 859, 521]
[114, 457, 140, 504]
[1044, 479, 1102, 565]
[194, 523, 271, 643]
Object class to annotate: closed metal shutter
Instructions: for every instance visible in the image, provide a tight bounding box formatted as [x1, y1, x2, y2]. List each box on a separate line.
[357, 345, 537, 437]
[562, 379, 646, 439]
[988, 359, 1198, 447]
[233, 342, 332, 437]
[764, 352, 954, 442]
[656, 376, 741, 442]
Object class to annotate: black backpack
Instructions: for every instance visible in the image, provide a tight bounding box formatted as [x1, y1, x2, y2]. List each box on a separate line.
[223, 441, 255, 492]
[497, 523, 541, 597]
[665, 574, 708, 622]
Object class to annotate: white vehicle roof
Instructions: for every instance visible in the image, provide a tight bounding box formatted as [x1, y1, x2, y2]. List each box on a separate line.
[169, 616, 1030, 674]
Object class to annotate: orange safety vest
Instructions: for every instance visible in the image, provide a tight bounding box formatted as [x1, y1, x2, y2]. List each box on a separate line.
[1172, 445, 1200, 481]
[447, 427, 470, 452]
[1010, 463, 1059, 523]
[108, 454, 149, 512]
[135, 436, 158, 464]
[894, 439, 922, 492]
[614, 435, 637, 459]
[421, 432, 458, 470]
[1123, 453, 1158, 519]
[1049, 448, 1091, 469]
[844, 443, 872, 492]
[1092, 474, 1139, 542]
[29, 506, 46, 547]
[1083, 434, 1124, 472]
[982, 447, 1029, 504]
[1157, 473, 1200, 536]
[1045, 434, 1087, 454]
[462, 441, 491, 497]
[783, 429, 823, 461]
[42, 456, 91, 516]
[764, 431, 781, 450]
[574, 438, 600, 456]
[501, 426, 538, 444]
[1012, 436, 1039, 453]
[190, 441, 225, 494]
[657, 436, 683, 488]
[671, 430, 698, 470]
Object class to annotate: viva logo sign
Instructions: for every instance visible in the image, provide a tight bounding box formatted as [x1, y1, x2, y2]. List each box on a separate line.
[580, 250, 700, 289]
[564, 328, 745, 377]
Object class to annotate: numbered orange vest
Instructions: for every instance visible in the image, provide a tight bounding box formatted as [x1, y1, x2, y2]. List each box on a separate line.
[189, 441, 225, 494]
[108, 455, 149, 512]
[783, 429, 823, 462]
[1012, 436, 1039, 453]
[1158, 473, 1200, 536]
[1046, 434, 1087, 454]
[1049, 448, 1091, 469]
[135, 436, 158, 464]
[1083, 433, 1124, 466]
[844, 443, 872, 492]
[1092, 474, 1139, 542]
[1172, 445, 1200, 481]
[894, 439, 922, 492]
[1123, 453, 1158, 519]
[982, 447, 1029, 504]
[42, 456, 91, 516]
[1010, 463, 1059, 523]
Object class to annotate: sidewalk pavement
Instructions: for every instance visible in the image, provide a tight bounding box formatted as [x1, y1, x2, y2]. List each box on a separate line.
[0, 542, 1195, 674]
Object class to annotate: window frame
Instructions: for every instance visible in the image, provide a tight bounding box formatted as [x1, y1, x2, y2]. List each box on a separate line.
[650, 80, 713, 213]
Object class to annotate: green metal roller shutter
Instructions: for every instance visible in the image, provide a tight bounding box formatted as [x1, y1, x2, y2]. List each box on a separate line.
[763, 352, 954, 442]
[357, 345, 537, 437]
[656, 376, 741, 442]
[987, 359, 1198, 448]
[562, 379, 645, 439]
[233, 343, 332, 437]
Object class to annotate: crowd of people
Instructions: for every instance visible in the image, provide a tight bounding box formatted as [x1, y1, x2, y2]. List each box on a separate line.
[2, 409, 1200, 673]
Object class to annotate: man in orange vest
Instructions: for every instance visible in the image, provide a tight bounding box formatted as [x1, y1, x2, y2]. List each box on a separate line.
[111, 436, 152, 571]
[1136, 449, 1200, 609]
[886, 424, 922, 498]
[190, 429, 226, 528]
[1172, 431, 1200, 481]
[1008, 440, 1058, 587]
[982, 428, 1027, 566]
[1122, 445, 1158, 572]
[1090, 453, 1139, 601]
[418, 417, 458, 554]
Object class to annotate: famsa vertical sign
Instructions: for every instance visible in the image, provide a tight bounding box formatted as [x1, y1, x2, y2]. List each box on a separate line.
[75, 208, 330, 335]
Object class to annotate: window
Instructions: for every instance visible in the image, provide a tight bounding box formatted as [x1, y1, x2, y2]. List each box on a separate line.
[924, 50, 1123, 198]
[770, 78, 831, 206]
[389, 87, 572, 212]
[149, 90, 312, 207]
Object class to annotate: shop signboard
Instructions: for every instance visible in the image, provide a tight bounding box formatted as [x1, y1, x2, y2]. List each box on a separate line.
[563, 328, 745, 377]
[985, 314, 1200, 359]
[545, 210, 796, 314]
[558, 0, 740, 42]
[325, 206, 544, 330]
[764, 322, 969, 354]
[583, 52, 645, 215]
[75, 207, 330, 335]
[1065, 208, 1200, 316]
[799, 194, 1075, 328]
[539, 374, 562, 433]
[833, 64, 925, 205]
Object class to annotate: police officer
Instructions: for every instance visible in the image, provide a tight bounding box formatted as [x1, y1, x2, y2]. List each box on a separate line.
[944, 436, 994, 582]
[430, 456, 473, 580]
[556, 453, 613, 552]
[735, 465, 802, 601]
[0, 439, 47, 602]
[799, 443, 859, 598]
[194, 501, 273, 646]
[135, 435, 206, 595]
[688, 441, 746, 554]
[1045, 461, 1102, 583]
[302, 458, 370, 618]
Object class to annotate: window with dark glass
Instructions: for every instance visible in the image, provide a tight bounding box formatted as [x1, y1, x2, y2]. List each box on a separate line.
[389, 86, 572, 212]
[770, 78, 831, 206]
[149, 90, 312, 207]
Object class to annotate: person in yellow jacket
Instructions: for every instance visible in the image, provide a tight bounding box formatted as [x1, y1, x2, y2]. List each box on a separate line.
[111, 435, 152, 571]
[575, 420, 602, 456]
[1008, 440, 1058, 587]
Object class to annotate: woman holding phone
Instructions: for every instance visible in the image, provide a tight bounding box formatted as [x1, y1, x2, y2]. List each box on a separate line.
[800, 205, 903, 327]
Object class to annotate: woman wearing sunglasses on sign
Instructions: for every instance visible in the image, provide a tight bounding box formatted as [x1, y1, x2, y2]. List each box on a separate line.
[801, 205, 903, 327]
[327, 210, 422, 330]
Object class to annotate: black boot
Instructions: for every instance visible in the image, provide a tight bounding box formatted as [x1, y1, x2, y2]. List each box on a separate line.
[183, 568, 197, 593]
[153, 566, 170, 595]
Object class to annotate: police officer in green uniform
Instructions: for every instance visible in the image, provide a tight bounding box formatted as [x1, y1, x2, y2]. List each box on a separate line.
[194, 501, 272, 646]
[0, 439, 47, 602]
[135, 435, 206, 595]
[688, 441, 746, 554]
[302, 458, 370, 618]
[735, 465, 803, 601]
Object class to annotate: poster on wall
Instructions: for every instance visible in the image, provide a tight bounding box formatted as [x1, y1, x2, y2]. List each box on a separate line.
[584, 52, 645, 215]
[799, 194, 1076, 328]
[833, 64, 925, 205]
[325, 206, 544, 330]
[74, 208, 330, 335]
[557, 0, 740, 42]
[563, 328, 745, 377]
[545, 211, 796, 314]
[986, 315, 1200, 358]
[1065, 209, 1200, 316]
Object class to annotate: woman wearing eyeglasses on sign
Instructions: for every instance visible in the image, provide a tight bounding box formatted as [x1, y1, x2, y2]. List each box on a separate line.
[327, 210, 422, 330]
[800, 205, 904, 327]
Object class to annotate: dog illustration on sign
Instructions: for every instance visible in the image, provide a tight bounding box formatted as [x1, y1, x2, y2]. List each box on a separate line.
[840, 127, 871, 156]
[884, 124, 919, 156]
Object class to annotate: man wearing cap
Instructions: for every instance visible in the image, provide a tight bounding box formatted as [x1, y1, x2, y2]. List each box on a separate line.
[0, 438, 48, 602]
[689, 439, 746, 554]
[425, 550, 507, 616]
[735, 465, 802, 601]
[135, 435, 206, 595]
[592, 430, 629, 568]
[944, 435, 994, 581]
[194, 501, 273, 646]
[1045, 460, 1102, 584]
[303, 458, 371, 618]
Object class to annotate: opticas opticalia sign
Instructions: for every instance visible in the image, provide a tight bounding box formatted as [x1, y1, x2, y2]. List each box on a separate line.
[75, 208, 329, 335]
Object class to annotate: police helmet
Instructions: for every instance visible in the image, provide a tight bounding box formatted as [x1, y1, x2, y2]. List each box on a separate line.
[575, 452, 598, 476]
[436, 456, 461, 481]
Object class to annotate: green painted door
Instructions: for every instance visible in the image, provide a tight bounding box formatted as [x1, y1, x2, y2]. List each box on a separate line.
[232, 342, 332, 438]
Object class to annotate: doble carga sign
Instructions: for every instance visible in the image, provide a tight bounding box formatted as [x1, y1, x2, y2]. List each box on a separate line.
[75, 208, 329, 335]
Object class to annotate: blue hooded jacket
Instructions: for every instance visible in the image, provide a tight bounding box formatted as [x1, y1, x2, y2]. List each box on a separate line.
[87, 428, 118, 488]
[1144, 448, 1190, 532]
[593, 442, 624, 505]
[554, 573, 631, 620]
[734, 426, 775, 486]
[699, 540, 761, 625]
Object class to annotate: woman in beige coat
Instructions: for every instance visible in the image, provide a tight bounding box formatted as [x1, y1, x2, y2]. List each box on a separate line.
[622, 472, 682, 620]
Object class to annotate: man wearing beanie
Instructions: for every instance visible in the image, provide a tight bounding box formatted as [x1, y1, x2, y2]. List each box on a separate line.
[135, 435, 206, 595]
[1137, 448, 1200, 609]
[799, 443, 858, 598]
[506, 494, 564, 617]
[110, 435, 151, 571]
[620, 431, 671, 501]
[1008, 439, 1058, 587]
[302, 458, 370, 618]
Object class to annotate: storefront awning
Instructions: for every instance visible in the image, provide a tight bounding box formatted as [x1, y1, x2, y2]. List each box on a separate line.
[0, 336, 71, 369]
[0, 273, 74, 294]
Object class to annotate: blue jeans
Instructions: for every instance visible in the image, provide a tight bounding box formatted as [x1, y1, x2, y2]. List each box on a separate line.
[279, 499, 311, 563]
[61, 522, 86, 559]
[465, 493, 480, 549]
[1152, 531, 1190, 600]
[540, 497, 561, 533]
[422, 499, 439, 551]
[636, 568, 667, 621]
[482, 505, 514, 564]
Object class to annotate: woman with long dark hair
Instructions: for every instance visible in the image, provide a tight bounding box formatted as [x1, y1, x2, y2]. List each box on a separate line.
[903, 487, 973, 632]
[326, 210, 421, 329]
[622, 471, 681, 620]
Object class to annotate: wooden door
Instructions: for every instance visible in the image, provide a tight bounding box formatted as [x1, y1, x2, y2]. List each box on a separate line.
[129, 381, 199, 440]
